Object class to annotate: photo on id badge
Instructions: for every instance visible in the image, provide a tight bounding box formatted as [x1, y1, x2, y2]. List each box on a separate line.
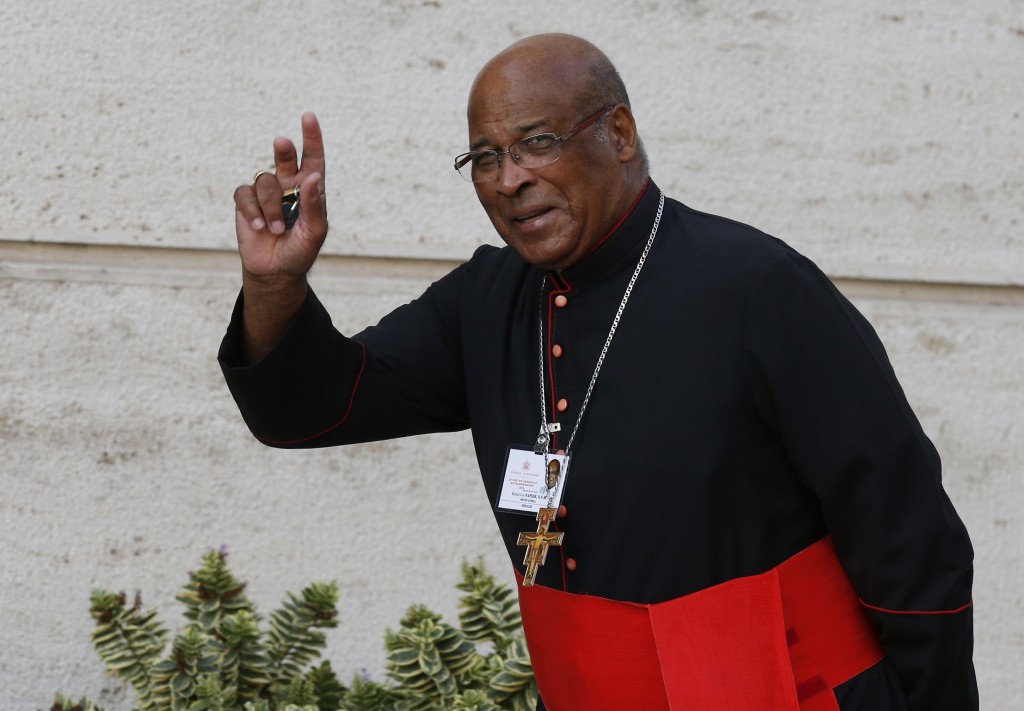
[496, 447, 570, 516]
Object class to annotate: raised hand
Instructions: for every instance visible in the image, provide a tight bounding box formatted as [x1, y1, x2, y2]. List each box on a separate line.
[231, 112, 329, 364]
[233, 112, 328, 280]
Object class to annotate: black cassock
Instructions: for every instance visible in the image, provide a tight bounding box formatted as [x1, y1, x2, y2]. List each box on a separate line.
[220, 181, 976, 710]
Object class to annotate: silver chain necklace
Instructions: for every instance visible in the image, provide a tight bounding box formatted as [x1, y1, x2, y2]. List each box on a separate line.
[534, 190, 665, 464]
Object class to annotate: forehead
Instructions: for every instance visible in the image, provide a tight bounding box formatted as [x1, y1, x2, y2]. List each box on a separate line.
[467, 56, 582, 148]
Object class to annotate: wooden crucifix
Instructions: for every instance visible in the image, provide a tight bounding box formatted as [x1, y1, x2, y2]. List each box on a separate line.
[517, 507, 564, 587]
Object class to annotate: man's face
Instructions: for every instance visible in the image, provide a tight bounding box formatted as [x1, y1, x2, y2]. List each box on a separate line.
[546, 459, 561, 489]
[467, 63, 627, 271]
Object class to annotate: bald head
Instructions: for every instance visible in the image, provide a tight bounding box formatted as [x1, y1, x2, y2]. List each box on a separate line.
[471, 34, 633, 119]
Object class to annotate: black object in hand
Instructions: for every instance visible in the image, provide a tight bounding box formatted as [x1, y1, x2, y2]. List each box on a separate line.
[282, 186, 300, 229]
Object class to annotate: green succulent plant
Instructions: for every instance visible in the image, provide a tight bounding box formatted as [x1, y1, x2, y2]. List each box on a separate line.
[49, 694, 107, 711]
[456, 561, 523, 655]
[48, 551, 534, 711]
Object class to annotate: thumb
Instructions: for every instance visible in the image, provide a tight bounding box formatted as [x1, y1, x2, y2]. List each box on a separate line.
[296, 171, 328, 246]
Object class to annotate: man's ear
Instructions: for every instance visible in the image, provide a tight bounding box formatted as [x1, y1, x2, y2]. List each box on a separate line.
[608, 105, 639, 163]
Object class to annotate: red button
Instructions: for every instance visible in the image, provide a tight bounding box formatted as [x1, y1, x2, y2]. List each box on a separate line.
[554, 295, 568, 308]
[566, 558, 577, 571]
[552, 344, 563, 358]
[558, 505, 568, 518]
[556, 398, 568, 412]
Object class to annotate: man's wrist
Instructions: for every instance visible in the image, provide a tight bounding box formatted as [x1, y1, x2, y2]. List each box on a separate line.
[240, 273, 309, 365]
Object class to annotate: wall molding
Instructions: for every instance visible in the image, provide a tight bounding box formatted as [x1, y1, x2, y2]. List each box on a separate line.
[3, 240, 1022, 307]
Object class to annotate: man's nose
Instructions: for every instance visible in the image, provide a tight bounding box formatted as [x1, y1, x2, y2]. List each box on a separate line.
[495, 154, 536, 195]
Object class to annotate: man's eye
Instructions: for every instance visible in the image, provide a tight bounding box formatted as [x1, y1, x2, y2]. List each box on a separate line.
[519, 135, 557, 152]
[473, 152, 500, 168]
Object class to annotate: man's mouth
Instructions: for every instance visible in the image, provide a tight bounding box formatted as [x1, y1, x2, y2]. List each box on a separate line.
[512, 208, 552, 223]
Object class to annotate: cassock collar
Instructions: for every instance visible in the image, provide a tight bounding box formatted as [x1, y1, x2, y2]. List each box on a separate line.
[551, 179, 660, 291]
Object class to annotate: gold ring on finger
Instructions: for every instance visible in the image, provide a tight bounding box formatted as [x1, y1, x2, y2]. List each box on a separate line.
[253, 169, 270, 183]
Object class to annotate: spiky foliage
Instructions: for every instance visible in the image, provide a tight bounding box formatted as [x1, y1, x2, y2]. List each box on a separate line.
[266, 581, 340, 692]
[51, 550, 339, 711]
[48, 694, 107, 711]
[282, 674, 319, 707]
[449, 689, 502, 711]
[305, 661, 348, 711]
[188, 674, 229, 711]
[337, 673, 397, 711]
[456, 560, 522, 655]
[149, 626, 222, 710]
[178, 549, 255, 632]
[219, 608, 273, 704]
[50, 555, 536, 711]
[178, 550, 271, 705]
[485, 638, 538, 711]
[385, 605, 485, 710]
[88, 589, 168, 710]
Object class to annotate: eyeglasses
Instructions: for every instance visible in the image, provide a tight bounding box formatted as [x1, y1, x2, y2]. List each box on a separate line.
[454, 105, 615, 183]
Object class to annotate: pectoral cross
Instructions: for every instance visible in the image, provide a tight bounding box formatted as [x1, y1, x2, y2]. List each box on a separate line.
[517, 507, 564, 587]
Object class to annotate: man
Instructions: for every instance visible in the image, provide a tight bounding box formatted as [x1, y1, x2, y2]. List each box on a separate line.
[221, 34, 976, 710]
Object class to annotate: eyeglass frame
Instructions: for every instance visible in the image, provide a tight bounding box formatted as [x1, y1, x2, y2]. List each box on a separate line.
[454, 104, 617, 183]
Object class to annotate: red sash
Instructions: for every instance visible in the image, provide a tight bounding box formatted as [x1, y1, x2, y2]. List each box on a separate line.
[517, 537, 884, 711]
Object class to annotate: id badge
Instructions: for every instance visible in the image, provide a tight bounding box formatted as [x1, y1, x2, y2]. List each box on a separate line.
[496, 447, 570, 516]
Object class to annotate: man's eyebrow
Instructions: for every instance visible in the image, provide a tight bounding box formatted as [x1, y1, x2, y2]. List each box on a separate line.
[469, 119, 554, 151]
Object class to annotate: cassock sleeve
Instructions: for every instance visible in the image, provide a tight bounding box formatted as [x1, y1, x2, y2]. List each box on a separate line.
[218, 259, 473, 447]
[741, 250, 977, 711]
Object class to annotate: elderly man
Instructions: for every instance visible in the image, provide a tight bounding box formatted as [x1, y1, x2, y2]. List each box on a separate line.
[221, 34, 976, 710]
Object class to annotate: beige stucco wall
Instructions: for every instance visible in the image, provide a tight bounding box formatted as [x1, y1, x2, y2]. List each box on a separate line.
[2, 1, 1021, 707]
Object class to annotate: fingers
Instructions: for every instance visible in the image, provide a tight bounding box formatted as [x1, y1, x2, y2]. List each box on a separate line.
[253, 171, 287, 234]
[293, 171, 328, 244]
[233, 169, 327, 239]
[273, 137, 299, 179]
[233, 183, 267, 232]
[234, 112, 325, 236]
[298, 112, 326, 180]
[233, 173, 287, 235]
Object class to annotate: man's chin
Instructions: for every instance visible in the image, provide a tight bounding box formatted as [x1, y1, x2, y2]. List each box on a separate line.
[498, 222, 580, 270]
[511, 243, 577, 271]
